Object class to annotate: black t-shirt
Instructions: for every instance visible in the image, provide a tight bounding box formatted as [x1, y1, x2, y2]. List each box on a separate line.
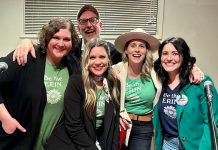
[158, 84, 180, 138]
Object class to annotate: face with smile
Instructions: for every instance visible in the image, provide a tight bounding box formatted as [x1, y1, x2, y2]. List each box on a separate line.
[161, 43, 183, 75]
[88, 46, 109, 77]
[77, 11, 102, 44]
[46, 28, 72, 64]
[125, 39, 147, 66]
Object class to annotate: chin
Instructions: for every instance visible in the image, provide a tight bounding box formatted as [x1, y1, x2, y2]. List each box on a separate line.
[94, 72, 104, 77]
[165, 68, 180, 74]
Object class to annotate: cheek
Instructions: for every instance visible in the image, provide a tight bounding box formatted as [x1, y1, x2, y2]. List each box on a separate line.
[47, 40, 54, 48]
[87, 60, 93, 67]
[142, 48, 147, 54]
[66, 42, 72, 49]
[178, 59, 183, 67]
[88, 64, 93, 72]
[177, 56, 183, 65]
[160, 57, 165, 65]
[103, 59, 109, 65]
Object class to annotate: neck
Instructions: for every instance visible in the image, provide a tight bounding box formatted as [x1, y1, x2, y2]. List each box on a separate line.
[93, 75, 104, 88]
[46, 56, 61, 66]
[127, 62, 143, 79]
[168, 72, 180, 89]
[93, 76, 104, 82]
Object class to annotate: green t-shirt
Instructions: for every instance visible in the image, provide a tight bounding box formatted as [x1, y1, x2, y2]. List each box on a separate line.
[96, 88, 106, 129]
[34, 58, 69, 150]
[125, 76, 156, 115]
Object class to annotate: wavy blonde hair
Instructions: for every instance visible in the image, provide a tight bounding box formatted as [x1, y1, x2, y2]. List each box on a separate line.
[122, 40, 153, 80]
[81, 38, 119, 118]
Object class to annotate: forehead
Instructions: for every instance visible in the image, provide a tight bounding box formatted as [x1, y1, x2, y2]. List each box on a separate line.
[79, 11, 98, 19]
[89, 46, 108, 56]
[162, 43, 177, 51]
[53, 28, 71, 37]
[128, 39, 146, 45]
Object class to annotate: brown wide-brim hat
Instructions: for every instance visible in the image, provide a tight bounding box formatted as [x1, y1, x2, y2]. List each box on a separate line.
[114, 28, 160, 53]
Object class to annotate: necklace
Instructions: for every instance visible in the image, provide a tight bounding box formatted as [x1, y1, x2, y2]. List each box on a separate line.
[93, 76, 104, 82]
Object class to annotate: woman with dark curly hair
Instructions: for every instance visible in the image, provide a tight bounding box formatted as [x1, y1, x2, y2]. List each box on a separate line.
[0, 17, 80, 150]
[153, 37, 218, 149]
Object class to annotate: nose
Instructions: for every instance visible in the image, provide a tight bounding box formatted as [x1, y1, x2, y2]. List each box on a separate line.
[86, 20, 92, 27]
[95, 58, 101, 64]
[57, 39, 65, 48]
[135, 46, 140, 52]
[167, 54, 172, 60]
[94, 58, 103, 66]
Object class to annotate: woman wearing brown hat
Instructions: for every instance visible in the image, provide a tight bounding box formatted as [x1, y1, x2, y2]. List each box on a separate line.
[112, 28, 204, 150]
[113, 28, 161, 150]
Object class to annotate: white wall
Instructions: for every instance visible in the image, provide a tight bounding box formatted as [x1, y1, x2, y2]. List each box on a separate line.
[0, 0, 217, 87]
[0, 0, 22, 56]
[162, 0, 218, 87]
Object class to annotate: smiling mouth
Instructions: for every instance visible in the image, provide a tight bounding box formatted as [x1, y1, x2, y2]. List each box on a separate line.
[85, 29, 95, 35]
[164, 63, 176, 67]
[133, 54, 141, 57]
[94, 67, 104, 71]
[54, 47, 65, 52]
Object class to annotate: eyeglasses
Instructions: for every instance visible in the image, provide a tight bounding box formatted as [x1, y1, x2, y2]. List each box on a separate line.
[78, 17, 99, 25]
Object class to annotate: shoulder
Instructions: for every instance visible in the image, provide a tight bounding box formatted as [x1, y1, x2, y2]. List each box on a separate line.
[112, 62, 125, 70]
[34, 45, 46, 60]
[68, 73, 83, 84]
[107, 41, 115, 49]
[196, 75, 214, 91]
[66, 74, 84, 93]
[112, 62, 126, 75]
[183, 75, 215, 94]
[68, 73, 84, 88]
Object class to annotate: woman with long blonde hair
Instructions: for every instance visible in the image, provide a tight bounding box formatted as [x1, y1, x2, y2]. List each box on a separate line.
[64, 38, 120, 150]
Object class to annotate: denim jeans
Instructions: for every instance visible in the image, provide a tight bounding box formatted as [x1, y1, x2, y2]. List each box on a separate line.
[162, 137, 179, 150]
[162, 137, 185, 150]
[125, 120, 153, 150]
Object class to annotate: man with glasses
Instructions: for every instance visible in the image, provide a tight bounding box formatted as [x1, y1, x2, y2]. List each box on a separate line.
[13, 4, 122, 65]
[72, 4, 122, 64]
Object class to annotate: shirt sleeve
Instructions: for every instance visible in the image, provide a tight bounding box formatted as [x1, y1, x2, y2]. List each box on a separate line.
[64, 74, 98, 150]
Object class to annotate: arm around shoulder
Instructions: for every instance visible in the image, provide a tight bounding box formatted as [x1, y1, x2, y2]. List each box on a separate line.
[12, 39, 36, 65]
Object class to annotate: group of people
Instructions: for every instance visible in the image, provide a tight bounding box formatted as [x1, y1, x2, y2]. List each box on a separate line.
[0, 4, 217, 150]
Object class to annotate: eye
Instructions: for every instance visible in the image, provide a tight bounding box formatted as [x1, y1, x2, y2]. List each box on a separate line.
[99, 55, 106, 59]
[162, 51, 168, 55]
[89, 17, 98, 24]
[129, 43, 136, 48]
[89, 56, 95, 60]
[89, 18, 95, 23]
[63, 38, 71, 42]
[172, 52, 179, 56]
[52, 36, 59, 40]
[139, 44, 146, 48]
[79, 19, 88, 25]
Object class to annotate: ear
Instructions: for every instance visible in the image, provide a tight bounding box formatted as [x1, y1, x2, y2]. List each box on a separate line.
[124, 48, 128, 54]
[77, 25, 81, 33]
[99, 20, 103, 28]
[85, 61, 89, 70]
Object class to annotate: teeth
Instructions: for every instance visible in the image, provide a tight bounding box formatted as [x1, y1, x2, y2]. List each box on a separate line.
[133, 54, 141, 57]
[165, 63, 174, 66]
[85, 29, 95, 34]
